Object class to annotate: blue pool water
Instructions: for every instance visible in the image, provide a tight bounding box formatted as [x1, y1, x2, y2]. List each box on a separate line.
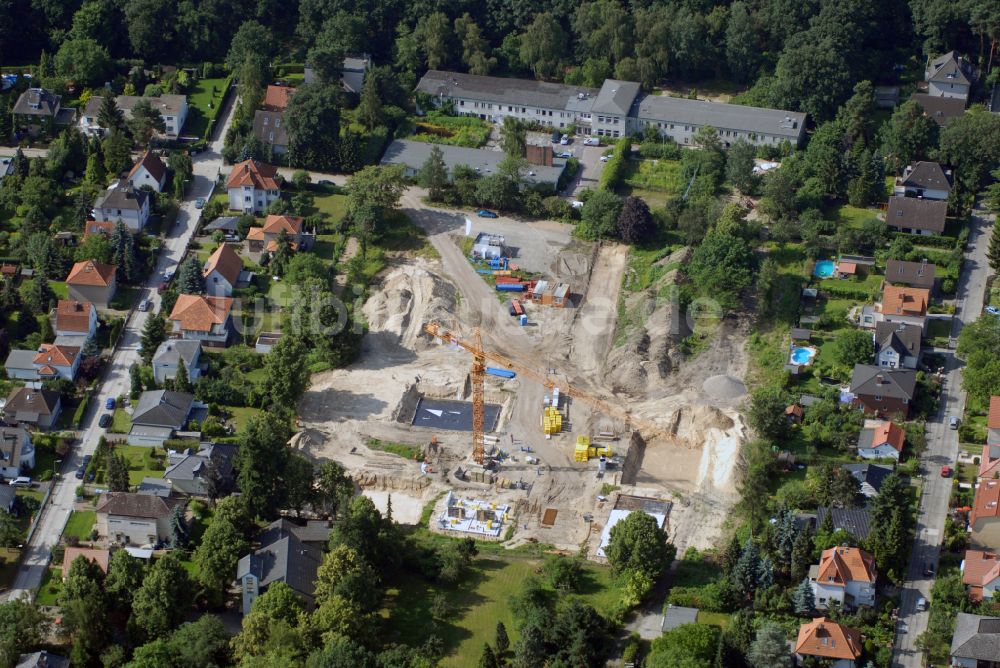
[790, 347, 816, 365]
[813, 260, 835, 278]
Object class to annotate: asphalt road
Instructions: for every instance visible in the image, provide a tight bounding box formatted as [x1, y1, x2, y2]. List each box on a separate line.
[3, 89, 239, 602]
[892, 205, 994, 666]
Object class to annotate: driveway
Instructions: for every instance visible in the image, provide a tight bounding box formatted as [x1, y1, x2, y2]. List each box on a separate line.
[568, 144, 608, 196]
[892, 205, 994, 667]
[3, 87, 239, 602]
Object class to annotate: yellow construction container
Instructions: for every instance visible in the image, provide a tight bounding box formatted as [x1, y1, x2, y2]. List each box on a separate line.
[574, 435, 590, 462]
[542, 406, 563, 435]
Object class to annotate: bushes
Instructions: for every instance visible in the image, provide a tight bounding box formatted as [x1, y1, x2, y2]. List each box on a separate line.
[638, 140, 682, 161]
[819, 282, 877, 301]
[891, 231, 960, 249]
[598, 137, 632, 191]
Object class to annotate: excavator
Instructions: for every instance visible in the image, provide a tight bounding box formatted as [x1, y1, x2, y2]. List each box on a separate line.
[423, 322, 673, 464]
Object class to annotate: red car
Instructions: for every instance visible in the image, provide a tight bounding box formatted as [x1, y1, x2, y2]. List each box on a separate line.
[940, 465, 952, 478]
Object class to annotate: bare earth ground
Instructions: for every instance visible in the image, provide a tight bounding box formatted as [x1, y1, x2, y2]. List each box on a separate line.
[296, 192, 749, 555]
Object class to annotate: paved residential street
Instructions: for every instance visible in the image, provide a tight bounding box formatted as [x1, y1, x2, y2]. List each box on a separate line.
[3, 90, 238, 602]
[892, 205, 994, 667]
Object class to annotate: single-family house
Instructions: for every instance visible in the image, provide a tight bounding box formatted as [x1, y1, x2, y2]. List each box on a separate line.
[247, 214, 310, 254]
[885, 196, 948, 235]
[65, 260, 117, 308]
[203, 216, 240, 236]
[877, 285, 930, 331]
[236, 519, 331, 615]
[168, 295, 234, 346]
[2, 388, 62, 430]
[164, 442, 235, 497]
[12, 88, 74, 136]
[151, 339, 202, 385]
[16, 651, 69, 668]
[92, 179, 151, 233]
[137, 477, 173, 497]
[980, 444, 1000, 481]
[850, 365, 917, 417]
[227, 160, 282, 215]
[950, 613, 1000, 668]
[794, 618, 862, 668]
[842, 463, 894, 498]
[785, 404, 804, 424]
[202, 244, 242, 297]
[988, 396, 1000, 447]
[262, 85, 294, 111]
[971, 480, 1000, 550]
[60, 547, 110, 580]
[814, 507, 873, 541]
[4, 344, 81, 382]
[809, 546, 877, 610]
[252, 110, 289, 155]
[304, 54, 371, 94]
[52, 300, 98, 340]
[962, 550, 1000, 603]
[857, 419, 906, 460]
[115, 95, 189, 138]
[925, 51, 972, 100]
[893, 161, 952, 200]
[95, 492, 182, 546]
[0, 427, 34, 478]
[873, 322, 921, 370]
[884, 260, 936, 290]
[910, 93, 966, 127]
[128, 390, 194, 447]
[127, 151, 168, 193]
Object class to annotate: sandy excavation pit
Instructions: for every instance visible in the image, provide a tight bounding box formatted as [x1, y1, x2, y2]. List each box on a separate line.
[297, 222, 750, 555]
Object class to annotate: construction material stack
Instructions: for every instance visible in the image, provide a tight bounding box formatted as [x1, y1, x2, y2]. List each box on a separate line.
[543, 406, 562, 435]
[574, 435, 590, 462]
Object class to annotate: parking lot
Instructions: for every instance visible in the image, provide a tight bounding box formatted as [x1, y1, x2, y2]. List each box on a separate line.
[524, 131, 609, 197]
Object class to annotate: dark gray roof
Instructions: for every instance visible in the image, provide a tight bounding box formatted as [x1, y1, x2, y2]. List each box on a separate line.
[951, 613, 1000, 660]
[152, 340, 201, 367]
[885, 260, 936, 289]
[843, 463, 893, 493]
[662, 605, 699, 632]
[816, 506, 872, 540]
[95, 179, 150, 211]
[4, 349, 36, 371]
[204, 216, 240, 233]
[116, 94, 187, 117]
[96, 492, 179, 519]
[927, 51, 971, 86]
[415, 70, 598, 113]
[12, 88, 60, 117]
[799, 394, 822, 407]
[636, 95, 806, 139]
[165, 443, 234, 483]
[236, 524, 323, 599]
[257, 518, 331, 545]
[252, 110, 288, 147]
[850, 365, 916, 401]
[874, 322, 922, 359]
[381, 139, 566, 187]
[137, 477, 172, 497]
[131, 390, 194, 428]
[0, 485, 15, 511]
[16, 651, 69, 668]
[899, 161, 951, 193]
[886, 196, 947, 234]
[0, 427, 27, 469]
[910, 94, 965, 126]
[592, 79, 641, 116]
[790, 328, 812, 341]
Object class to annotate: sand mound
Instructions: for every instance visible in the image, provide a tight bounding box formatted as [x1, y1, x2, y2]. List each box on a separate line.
[364, 265, 457, 349]
[558, 252, 591, 277]
[702, 374, 747, 401]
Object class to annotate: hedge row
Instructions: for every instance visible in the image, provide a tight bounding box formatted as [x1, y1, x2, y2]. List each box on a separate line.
[893, 231, 960, 250]
[819, 282, 878, 300]
[598, 137, 632, 191]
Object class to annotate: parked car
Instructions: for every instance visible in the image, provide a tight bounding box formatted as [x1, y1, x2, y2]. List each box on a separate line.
[986, 306, 1000, 315]
[105, 397, 115, 410]
[600, 154, 611, 162]
[138, 298, 150, 312]
[557, 152, 572, 158]
[476, 209, 499, 218]
[559, 135, 570, 145]
[923, 563, 935, 576]
[8, 476, 31, 487]
[940, 465, 952, 478]
[98, 414, 112, 428]
[551, 130, 561, 143]
[583, 137, 600, 146]
[949, 416, 960, 429]
[162, 268, 175, 281]
[916, 596, 928, 611]
[75, 455, 92, 480]
[195, 197, 205, 209]
[319, 179, 335, 186]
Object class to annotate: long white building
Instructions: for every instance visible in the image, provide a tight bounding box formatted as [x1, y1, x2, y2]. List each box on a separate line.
[416, 70, 807, 148]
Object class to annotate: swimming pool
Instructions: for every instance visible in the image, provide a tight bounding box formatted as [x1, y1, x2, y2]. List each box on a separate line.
[813, 260, 835, 278]
[790, 346, 817, 365]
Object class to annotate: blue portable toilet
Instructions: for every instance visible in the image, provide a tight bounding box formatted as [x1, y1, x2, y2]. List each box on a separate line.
[520, 314, 528, 326]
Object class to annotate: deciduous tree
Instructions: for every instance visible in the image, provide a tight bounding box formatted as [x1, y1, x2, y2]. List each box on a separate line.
[129, 552, 193, 641]
[616, 196, 655, 244]
[605, 508, 674, 580]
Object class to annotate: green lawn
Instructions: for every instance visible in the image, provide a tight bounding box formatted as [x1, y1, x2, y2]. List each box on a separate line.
[113, 444, 168, 486]
[50, 281, 68, 299]
[226, 406, 261, 432]
[367, 438, 423, 460]
[826, 203, 881, 229]
[307, 189, 349, 226]
[926, 318, 953, 346]
[63, 511, 96, 541]
[697, 611, 731, 629]
[313, 234, 343, 264]
[110, 408, 131, 434]
[185, 77, 230, 139]
[0, 547, 21, 590]
[110, 286, 141, 311]
[383, 555, 619, 668]
[622, 158, 682, 194]
[36, 567, 64, 605]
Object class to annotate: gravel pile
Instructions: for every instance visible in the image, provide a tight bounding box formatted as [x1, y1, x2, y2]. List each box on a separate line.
[702, 374, 747, 400]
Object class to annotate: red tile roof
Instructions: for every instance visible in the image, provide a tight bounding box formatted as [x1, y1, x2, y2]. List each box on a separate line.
[262, 214, 303, 235]
[971, 481, 1000, 527]
[202, 244, 242, 286]
[128, 150, 167, 184]
[881, 285, 929, 317]
[814, 546, 877, 586]
[837, 262, 857, 275]
[66, 260, 116, 286]
[795, 618, 862, 660]
[226, 160, 281, 191]
[61, 547, 110, 580]
[980, 444, 1000, 480]
[988, 396, 1000, 430]
[54, 300, 94, 333]
[169, 294, 234, 332]
[263, 85, 295, 111]
[32, 343, 79, 368]
[873, 421, 906, 453]
[962, 550, 1000, 602]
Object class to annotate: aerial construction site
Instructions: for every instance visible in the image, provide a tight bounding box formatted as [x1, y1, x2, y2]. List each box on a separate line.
[296, 198, 749, 557]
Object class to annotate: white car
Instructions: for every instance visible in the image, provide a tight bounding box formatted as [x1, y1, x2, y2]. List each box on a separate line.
[138, 299, 150, 312]
[583, 138, 600, 146]
[162, 268, 175, 281]
[986, 306, 1000, 315]
[571, 200, 584, 209]
[559, 135, 570, 145]
[600, 155, 611, 162]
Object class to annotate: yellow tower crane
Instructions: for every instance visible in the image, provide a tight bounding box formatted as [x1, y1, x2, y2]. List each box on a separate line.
[423, 322, 675, 464]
